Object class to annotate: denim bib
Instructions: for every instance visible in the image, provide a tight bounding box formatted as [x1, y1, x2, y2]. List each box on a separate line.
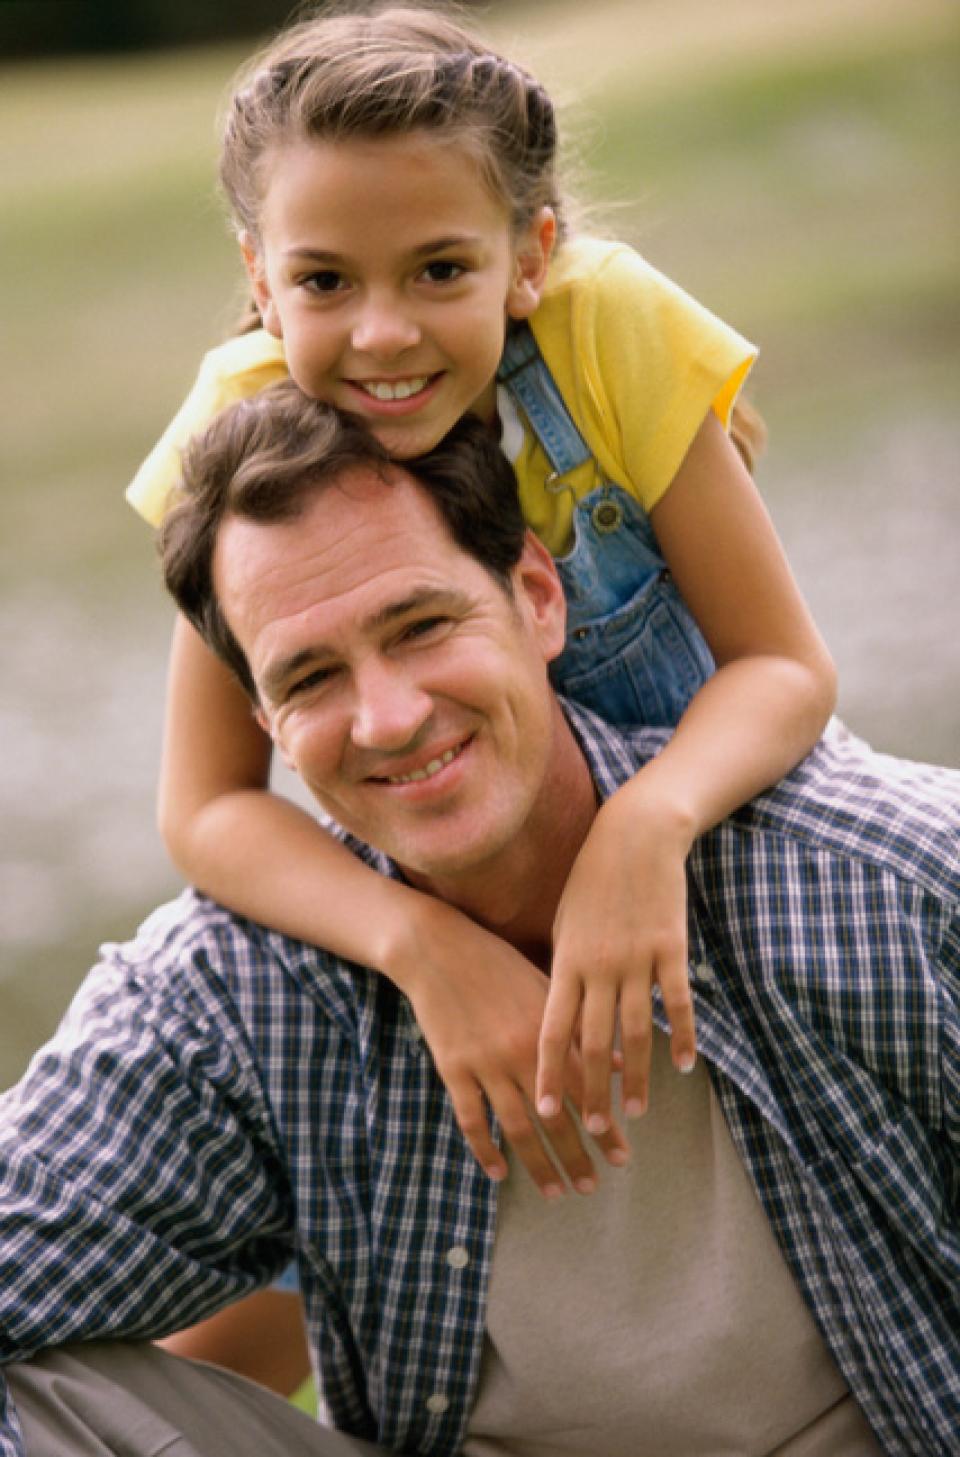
[497, 325, 714, 728]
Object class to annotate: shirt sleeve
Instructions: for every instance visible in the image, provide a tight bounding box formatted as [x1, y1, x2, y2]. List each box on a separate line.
[0, 938, 294, 1449]
[533, 240, 757, 514]
[125, 330, 289, 527]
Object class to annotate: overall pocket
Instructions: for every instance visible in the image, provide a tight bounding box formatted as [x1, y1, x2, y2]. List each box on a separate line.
[551, 567, 714, 727]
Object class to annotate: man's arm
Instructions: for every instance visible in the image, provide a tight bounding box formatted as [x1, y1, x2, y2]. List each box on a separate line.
[0, 923, 294, 1454]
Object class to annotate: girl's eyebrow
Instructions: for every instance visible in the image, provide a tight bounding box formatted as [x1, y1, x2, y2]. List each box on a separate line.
[282, 235, 483, 265]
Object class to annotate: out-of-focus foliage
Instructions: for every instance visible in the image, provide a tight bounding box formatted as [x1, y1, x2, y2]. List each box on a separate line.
[0, 0, 299, 58]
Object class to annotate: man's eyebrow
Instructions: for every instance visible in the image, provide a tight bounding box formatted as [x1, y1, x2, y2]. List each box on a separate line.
[260, 587, 470, 700]
[363, 586, 469, 632]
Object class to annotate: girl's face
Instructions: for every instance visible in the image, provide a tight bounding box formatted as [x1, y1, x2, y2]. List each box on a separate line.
[242, 132, 555, 459]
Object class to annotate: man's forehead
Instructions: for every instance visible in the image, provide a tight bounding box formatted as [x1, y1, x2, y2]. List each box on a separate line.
[214, 466, 471, 662]
[217, 465, 450, 594]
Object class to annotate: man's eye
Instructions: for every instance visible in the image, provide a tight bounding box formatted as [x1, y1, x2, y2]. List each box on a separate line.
[421, 260, 465, 284]
[402, 616, 449, 642]
[289, 667, 334, 697]
[302, 270, 345, 294]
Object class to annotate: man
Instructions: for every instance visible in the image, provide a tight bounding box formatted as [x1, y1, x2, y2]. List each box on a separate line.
[1, 385, 957, 1456]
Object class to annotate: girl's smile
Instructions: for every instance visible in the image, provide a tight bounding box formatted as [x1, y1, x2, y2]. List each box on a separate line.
[242, 131, 554, 458]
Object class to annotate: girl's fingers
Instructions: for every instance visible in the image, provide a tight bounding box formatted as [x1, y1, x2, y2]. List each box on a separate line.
[658, 951, 697, 1075]
[453, 1065, 623, 1197]
[618, 976, 653, 1117]
[491, 1080, 599, 1198]
[577, 983, 619, 1134]
[535, 976, 583, 1120]
[449, 1078, 508, 1183]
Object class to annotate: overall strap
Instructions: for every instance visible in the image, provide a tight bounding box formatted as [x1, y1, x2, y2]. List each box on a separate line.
[497, 323, 593, 479]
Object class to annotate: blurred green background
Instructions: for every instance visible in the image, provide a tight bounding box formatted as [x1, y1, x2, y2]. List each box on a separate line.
[2, 0, 958, 1087]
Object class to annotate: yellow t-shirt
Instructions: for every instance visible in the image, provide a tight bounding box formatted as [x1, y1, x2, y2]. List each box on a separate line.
[126, 236, 756, 552]
[517, 237, 756, 554]
[126, 329, 288, 528]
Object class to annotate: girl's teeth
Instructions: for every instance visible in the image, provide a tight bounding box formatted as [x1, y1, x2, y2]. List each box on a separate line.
[362, 377, 429, 402]
[388, 745, 460, 785]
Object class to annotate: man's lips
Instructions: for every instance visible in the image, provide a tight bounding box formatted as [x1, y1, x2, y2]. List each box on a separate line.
[366, 737, 471, 787]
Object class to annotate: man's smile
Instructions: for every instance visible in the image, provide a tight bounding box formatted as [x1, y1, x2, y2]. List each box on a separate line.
[367, 735, 472, 787]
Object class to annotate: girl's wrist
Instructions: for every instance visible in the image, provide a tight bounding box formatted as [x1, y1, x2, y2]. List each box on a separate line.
[607, 770, 699, 855]
[370, 880, 458, 996]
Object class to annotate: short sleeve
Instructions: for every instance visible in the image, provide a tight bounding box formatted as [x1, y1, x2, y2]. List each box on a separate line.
[530, 239, 757, 516]
[125, 331, 289, 528]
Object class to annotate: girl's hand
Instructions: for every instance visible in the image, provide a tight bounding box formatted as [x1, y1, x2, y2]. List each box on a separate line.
[389, 897, 629, 1198]
[537, 782, 697, 1134]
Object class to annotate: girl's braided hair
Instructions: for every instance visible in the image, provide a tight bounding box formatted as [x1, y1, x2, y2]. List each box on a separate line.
[221, 4, 562, 246]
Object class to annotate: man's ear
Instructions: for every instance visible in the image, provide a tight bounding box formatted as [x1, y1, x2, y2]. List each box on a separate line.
[514, 529, 566, 662]
[240, 231, 283, 338]
[253, 701, 295, 770]
[506, 207, 557, 320]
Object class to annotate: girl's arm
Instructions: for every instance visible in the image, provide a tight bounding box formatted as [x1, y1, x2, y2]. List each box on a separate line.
[537, 410, 837, 1131]
[159, 615, 628, 1195]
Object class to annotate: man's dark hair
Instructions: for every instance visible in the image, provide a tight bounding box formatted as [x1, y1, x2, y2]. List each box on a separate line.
[160, 380, 527, 698]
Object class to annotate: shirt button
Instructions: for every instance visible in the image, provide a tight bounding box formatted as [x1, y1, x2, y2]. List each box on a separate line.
[426, 1393, 450, 1416]
[446, 1245, 469, 1270]
[693, 960, 717, 988]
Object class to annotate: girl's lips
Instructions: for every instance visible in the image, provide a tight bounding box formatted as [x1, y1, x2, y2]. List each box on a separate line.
[345, 373, 443, 416]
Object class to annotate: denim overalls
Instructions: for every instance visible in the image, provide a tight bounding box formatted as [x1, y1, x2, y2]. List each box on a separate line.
[497, 325, 715, 729]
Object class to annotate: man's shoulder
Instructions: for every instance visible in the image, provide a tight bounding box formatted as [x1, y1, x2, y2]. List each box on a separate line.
[729, 725, 960, 900]
[98, 885, 390, 1042]
[567, 701, 960, 902]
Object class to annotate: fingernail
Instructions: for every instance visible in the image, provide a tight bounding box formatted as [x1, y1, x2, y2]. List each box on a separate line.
[678, 1054, 696, 1075]
[574, 1176, 596, 1195]
[606, 1148, 629, 1167]
[624, 1097, 646, 1118]
[538, 1095, 559, 1119]
[585, 1113, 609, 1136]
[542, 1183, 564, 1201]
[485, 1164, 507, 1182]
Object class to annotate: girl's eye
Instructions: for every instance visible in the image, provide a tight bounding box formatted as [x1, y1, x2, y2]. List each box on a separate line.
[421, 260, 465, 284]
[302, 270, 345, 294]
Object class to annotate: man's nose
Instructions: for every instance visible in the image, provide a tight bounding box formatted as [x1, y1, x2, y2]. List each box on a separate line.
[350, 291, 421, 359]
[350, 658, 433, 752]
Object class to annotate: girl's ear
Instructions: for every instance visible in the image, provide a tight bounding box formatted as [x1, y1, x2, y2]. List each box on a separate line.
[240, 231, 283, 338]
[506, 207, 557, 320]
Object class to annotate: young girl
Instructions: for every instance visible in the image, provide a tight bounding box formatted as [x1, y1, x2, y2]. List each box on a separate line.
[129, 2, 836, 1194]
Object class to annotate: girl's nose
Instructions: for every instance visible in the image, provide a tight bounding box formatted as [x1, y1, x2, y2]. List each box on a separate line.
[350, 293, 421, 359]
[350, 658, 433, 753]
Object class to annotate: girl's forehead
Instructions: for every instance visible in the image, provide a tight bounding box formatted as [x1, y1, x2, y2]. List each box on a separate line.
[256, 128, 506, 221]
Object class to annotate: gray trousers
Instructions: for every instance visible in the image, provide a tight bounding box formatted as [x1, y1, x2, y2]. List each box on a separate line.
[7, 1342, 388, 1455]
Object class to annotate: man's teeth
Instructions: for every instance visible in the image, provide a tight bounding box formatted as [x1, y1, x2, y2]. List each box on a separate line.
[387, 745, 461, 785]
[360, 377, 429, 402]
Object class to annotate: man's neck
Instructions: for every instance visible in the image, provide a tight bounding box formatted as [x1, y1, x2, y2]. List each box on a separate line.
[407, 707, 599, 955]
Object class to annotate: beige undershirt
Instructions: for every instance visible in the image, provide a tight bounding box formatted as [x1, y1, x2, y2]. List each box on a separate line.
[462, 1032, 882, 1457]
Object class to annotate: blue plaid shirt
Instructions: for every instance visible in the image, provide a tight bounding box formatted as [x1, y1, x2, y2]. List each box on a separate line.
[1, 707, 958, 1456]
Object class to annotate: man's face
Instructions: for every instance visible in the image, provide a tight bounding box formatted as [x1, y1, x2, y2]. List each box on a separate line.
[213, 467, 567, 882]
